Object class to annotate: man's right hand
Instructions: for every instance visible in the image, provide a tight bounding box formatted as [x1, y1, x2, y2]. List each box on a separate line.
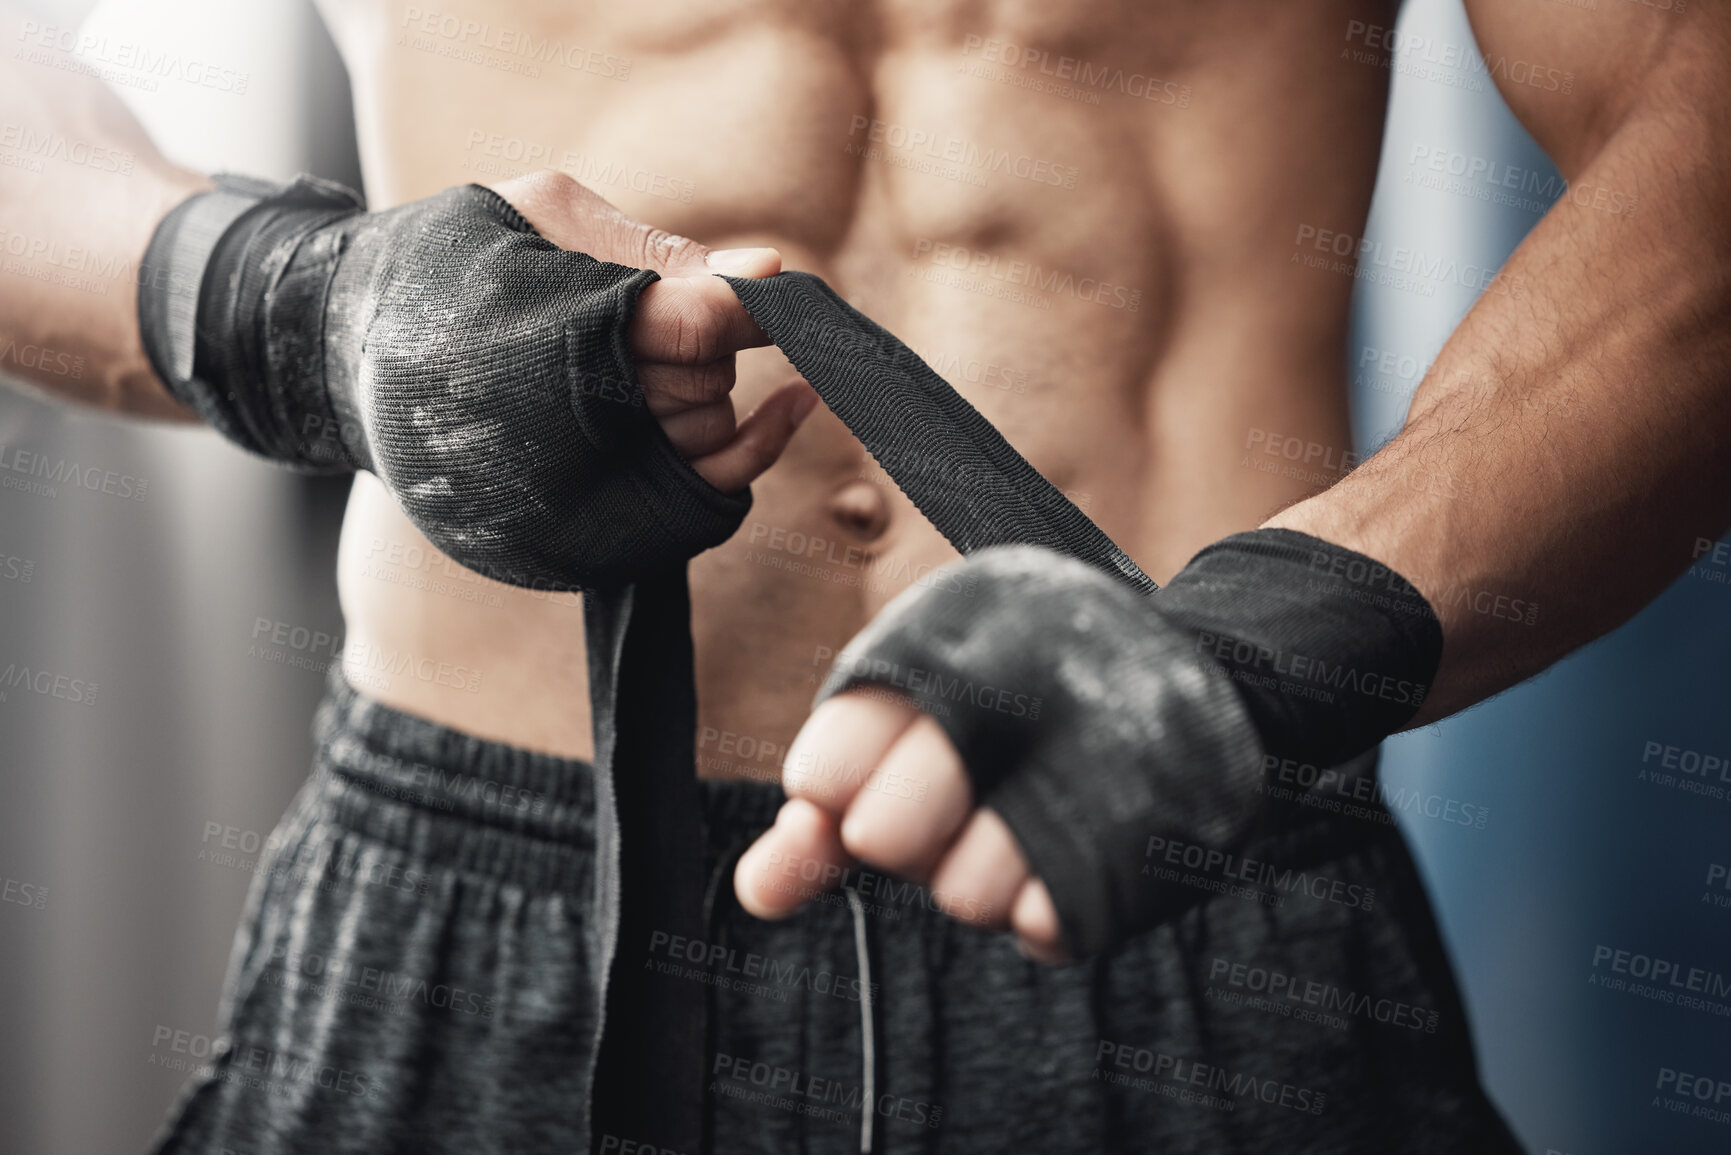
[492, 170, 817, 494]
[142, 170, 814, 591]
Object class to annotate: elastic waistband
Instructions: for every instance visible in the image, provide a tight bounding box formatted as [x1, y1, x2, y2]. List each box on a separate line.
[308, 671, 1377, 892]
[311, 671, 789, 890]
[310, 670, 599, 891]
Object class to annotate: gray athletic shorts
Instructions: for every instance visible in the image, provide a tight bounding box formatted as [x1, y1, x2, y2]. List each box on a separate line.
[151, 672, 1523, 1154]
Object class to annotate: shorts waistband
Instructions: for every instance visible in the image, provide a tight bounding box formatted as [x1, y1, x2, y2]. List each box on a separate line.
[310, 670, 600, 890]
[309, 671, 1376, 893]
[312, 671, 789, 890]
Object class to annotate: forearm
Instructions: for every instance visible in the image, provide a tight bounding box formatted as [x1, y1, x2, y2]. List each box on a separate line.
[0, 2, 208, 418]
[1270, 81, 1731, 724]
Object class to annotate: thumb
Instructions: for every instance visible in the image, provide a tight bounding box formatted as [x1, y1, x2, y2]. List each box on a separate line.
[646, 232, 781, 279]
[488, 171, 782, 278]
[696, 246, 783, 279]
[610, 214, 780, 280]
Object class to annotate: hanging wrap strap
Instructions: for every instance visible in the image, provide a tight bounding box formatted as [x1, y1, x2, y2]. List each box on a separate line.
[583, 271, 1156, 1154]
[723, 273, 1159, 594]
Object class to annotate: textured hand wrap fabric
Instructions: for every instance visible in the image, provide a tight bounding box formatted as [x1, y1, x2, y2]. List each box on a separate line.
[140, 175, 748, 591]
[723, 272, 1158, 595]
[812, 548, 1260, 960]
[139, 176, 747, 1152]
[811, 533, 1442, 958]
[726, 269, 1442, 958]
[140, 180, 1442, 1148]
[1155, 529, 1444, 767]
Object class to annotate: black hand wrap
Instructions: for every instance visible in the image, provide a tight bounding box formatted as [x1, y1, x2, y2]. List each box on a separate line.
[815, 529, 1442, 959]
[138, 175, 748, 591]
[1156, 528, 1443, 766]
[724, 272, 1157, 595]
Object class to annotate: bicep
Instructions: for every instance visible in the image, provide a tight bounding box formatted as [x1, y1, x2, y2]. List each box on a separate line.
[1464, 0, 1725, 176]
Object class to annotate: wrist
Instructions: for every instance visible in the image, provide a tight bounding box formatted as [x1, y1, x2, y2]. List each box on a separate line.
[815, 546, 1267, 957]
[1154, 528, 1443, 765]
[138, 173, 366, 469]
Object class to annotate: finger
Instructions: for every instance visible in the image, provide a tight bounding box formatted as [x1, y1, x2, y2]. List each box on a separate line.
[657, 400, 737, 462]
[1011, 878, 1072, 966]
[637, 359, 736, 414]
[734, 797, 851, 919]
[488, 170, 687, 267]
[837, 715, 974, 882]
[688, 380, 820, 492]
[695, 246, 782, 278]
[487, 170, 644, 254]
[488, 170, 782, 279]
[631, 274, 772, 363]
[781, 688, 920, 818]
[926, 808, 1026, 930]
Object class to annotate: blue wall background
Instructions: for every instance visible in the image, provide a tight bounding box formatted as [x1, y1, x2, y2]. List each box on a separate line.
[1361, 4, 1731, 1153]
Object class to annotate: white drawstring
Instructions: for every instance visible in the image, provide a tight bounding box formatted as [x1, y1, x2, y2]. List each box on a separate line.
[846, 887, 875, 1155]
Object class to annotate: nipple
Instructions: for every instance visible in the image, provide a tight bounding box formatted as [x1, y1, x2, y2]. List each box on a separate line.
[826, 478, 891, 541]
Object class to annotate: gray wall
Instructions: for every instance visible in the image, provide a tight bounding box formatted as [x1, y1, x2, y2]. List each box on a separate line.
[0, 2, 354, 1152]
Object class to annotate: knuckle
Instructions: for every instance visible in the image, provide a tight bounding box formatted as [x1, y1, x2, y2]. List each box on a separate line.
[840, 817, 917, 874]
[665, 309, 690, 363]
[653, 361, 732, 406]
[693, 359, 736, 401]
[668, 297, 725, 363]
[783, 770, 839, 806]
[838, 822, 883, 867]
[523, 167, 580, 202]
[945, 890, 990, 925]
[631, 226, 664, 269]
[637, 225, 705, 271]
[660, 228, 708, 268]
[692, 402, 736, 447]
[1010, 895, 1057, 944]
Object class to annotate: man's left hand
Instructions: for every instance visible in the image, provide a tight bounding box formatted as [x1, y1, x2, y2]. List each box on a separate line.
[732, 689, 1071, 963]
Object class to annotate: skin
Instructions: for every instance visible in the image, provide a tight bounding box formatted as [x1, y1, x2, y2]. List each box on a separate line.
[494, 169, 820, 496]
[736, 0, 1731, 959]
[3, 0, 1727, 963]
[0, 18, 812, 486]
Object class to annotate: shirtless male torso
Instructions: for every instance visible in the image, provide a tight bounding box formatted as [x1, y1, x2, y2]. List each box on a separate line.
[321, 0, 1386, 766]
